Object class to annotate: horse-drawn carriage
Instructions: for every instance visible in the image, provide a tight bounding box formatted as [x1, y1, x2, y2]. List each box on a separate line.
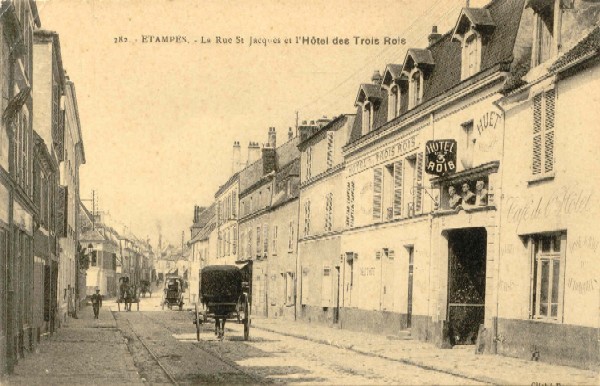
[194, 265, 250, 341]
[140, 280, 152, 298]
[162, 276, 185, 310]
[117, 276, 140, 312]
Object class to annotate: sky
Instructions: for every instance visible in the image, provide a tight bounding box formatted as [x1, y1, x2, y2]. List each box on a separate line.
[36, 0, 478, 246]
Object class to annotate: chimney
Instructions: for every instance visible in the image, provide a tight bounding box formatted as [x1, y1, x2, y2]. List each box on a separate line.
[371, 70, 382, 85]
[232, 141, 241, 174]
[288, 127, 294, 140]
[247, 141, 261, 165]
[268, 127, 277, 148]
[428, 26, 442, 45]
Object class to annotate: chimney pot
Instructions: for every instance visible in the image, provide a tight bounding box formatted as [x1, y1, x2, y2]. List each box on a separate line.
[428, 25, 442, 45]
[372, 70, 383, 85]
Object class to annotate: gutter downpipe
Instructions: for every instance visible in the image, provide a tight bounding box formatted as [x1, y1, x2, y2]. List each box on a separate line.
[492, 76, 510, 355]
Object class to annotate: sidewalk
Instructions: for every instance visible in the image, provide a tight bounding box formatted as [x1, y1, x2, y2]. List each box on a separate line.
[4, 305, 143, 385]
[253, 317, 599, 386]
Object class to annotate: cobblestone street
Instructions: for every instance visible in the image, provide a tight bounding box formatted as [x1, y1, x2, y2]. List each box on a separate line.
[4, 294, 598, 385]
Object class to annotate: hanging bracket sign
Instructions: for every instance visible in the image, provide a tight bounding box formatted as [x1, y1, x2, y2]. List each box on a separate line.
[425, 139, 457, 176]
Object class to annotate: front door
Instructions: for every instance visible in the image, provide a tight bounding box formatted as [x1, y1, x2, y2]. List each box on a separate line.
[447, 228, 487, 345]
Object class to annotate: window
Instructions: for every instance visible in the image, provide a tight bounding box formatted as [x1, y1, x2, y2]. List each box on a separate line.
[532, 1, 556, 66]
[324, 193, 333, 232]
[346, 181, 355, 228]
[462, 32, 481, 79]
[530, 233, 566, 321]
[247, 228, 252, 259]
[285, 272, 294, 305]
[321, 266, 332, 307]
[232, 190, 237, 219]
[303, 200, 311, 236]
[362, 102, 372, 135]
[393, 161, 403, 218]
[326, 131, 334, 169]
[409, 70, 422, 109]
[306, 146, 313, 180]
[91, 251, 97, 267]
[532, 89, 556, 177]
[461, 120, 475, 169]
[388, 85, 400, 121]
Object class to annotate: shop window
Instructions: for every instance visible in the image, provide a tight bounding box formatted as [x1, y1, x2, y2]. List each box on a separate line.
[530, 233, 566, 321]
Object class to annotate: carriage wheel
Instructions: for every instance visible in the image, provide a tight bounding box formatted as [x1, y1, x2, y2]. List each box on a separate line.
[242, 294, 250, 341]
[161, 301, 165, 310]
[195, 303, 201, 341]
[179, 303, 183, 311]
[136, 301, 140, 311]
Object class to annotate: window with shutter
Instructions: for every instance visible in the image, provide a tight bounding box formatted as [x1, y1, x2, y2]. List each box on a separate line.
[325, 193, 333, 232]
[247, 229, 252, 259]
[532, 89, 556, 177]
[393, 161, 403, 217]
[232, 191, 237, 219]
[373, 168, 383, 220]
[321, 266, 332, 307]
[272, 226, 277, 255]
[304, 200, 311, 236]
[414, 153, 424, 214]
[288, 220, 294, 251]
[326, 131, 334, 169]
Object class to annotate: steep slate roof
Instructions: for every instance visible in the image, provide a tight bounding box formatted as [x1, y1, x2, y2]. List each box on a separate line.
[550, 26, 600, 71]
[271, 158, 301, 209]
[348, 0, 525, 144]
[453, 8, 497, 36]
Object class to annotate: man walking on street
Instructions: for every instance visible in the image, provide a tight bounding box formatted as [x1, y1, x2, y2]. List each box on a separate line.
[91, 289, 103, 319]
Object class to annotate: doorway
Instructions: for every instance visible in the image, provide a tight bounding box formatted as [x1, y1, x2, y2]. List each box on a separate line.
[447, 228, 486, 345]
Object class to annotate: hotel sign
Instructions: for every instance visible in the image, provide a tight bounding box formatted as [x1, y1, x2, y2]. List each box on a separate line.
[425, 139, 457, 176]
[347, 134, 419, 176]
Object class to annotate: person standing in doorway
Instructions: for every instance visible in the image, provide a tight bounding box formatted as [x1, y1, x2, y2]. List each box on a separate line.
[91, 289, 103, 319]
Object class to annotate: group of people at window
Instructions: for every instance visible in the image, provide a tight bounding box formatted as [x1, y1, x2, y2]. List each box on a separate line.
[446, 180, 488, 210]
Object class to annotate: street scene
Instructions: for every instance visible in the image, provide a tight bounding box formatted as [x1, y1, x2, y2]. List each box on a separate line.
[6, 293, 599, 385]
[1, 0, 600, 384]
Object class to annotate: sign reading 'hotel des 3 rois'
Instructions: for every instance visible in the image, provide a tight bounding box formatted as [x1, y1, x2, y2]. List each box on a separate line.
[425, 139, 457, 177]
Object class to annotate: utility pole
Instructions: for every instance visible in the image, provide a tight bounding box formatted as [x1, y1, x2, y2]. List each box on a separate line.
[295, 110, 299, 137]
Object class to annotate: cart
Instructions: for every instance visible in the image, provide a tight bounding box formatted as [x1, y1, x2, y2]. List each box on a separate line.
[194, 265, 250, 341]
[162, 276, 185, 310]
[116, 277, 140, 311]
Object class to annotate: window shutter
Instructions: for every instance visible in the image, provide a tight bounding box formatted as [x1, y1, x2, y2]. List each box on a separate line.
[321, 266, 332, 307]
[263, 224, 268, 256]
[532, 93, 543, 175]
[373, 167, 383, 220]
[326, 131, 334, 169]
[414, 152, 424, 213]
[272, 226, 277, 254]
[256, 226, 261, 257]
[232, 225, 237, 255]
[350, 181, 355, 227]
[393, 160, 403, 217]
[247, 229, 252, 259]
[232, 191, 237, 218]
[544, 89, 555, 173]
[346, 182, 351, 227]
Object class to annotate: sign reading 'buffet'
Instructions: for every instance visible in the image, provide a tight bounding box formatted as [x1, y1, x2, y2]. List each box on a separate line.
[347, 134, 419, 176]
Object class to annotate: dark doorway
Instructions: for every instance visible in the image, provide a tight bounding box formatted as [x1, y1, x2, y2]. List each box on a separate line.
[447, 228, 486, 345]
[406, 246, 414, 329]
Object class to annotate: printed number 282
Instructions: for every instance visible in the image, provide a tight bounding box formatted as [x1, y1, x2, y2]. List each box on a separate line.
[114, 36, 128, 43]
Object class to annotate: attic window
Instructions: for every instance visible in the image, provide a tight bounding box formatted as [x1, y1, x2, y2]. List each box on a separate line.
[462, 31, 481, 79]
[409, 70, 423, 109]
[388, 85, 400, 121]
[451, 8, 495, 80]
[362, 102, 373, 135]
[531, 0, 557, 66]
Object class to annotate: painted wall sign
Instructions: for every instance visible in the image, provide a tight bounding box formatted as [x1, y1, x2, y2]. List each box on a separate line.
[425, 139, 457, 176]
[347, 134, 418, 176]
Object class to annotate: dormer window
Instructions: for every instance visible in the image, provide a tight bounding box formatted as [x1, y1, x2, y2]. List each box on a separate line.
[401, 49, 434, 110]
[529, 0, 559, 66]
[463, 31, 481, 79]
[452, 8, 496, 80]
[355, 78, 383, 136]
[382, 64, 405, 121]
[409, 70, 423, 109]
[362, 101, 372, 135]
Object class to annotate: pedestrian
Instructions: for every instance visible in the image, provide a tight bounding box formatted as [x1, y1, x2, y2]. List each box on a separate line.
[91, 289, 103, 319]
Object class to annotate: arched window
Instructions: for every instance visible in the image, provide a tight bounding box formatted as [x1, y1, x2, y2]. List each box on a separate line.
[362, 102, 372, 135]
[462, 31, 481, 79]
[409, 70, 422, 109]
[388, 85, 399, 120]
